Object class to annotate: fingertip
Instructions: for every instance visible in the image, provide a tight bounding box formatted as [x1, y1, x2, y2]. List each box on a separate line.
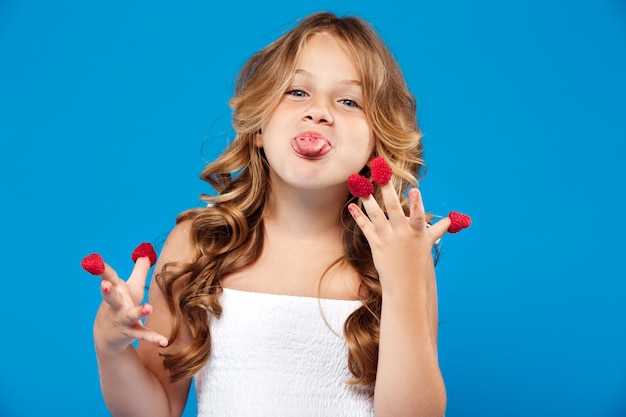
[347, 203, 358, 216]
[348, 174, 374, 198]
[101, 280, 112, 293]
[408, 188, 424, 215]
[81, 253, 105, 275]
[407, 188, 423, 209]
[371, 156, 393, 185]
[141, 303, 153, 316]
[448, 211, 472, 233]
[131, 242, 157, 267]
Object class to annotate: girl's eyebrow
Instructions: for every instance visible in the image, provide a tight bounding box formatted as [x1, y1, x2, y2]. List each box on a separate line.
[293, 69, 362, 87]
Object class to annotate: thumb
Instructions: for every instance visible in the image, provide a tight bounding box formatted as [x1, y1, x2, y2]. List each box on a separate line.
[428, 217, 450, 245]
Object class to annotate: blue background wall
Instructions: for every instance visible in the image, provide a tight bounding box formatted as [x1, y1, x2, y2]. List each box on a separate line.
[1, 1, 625, 416]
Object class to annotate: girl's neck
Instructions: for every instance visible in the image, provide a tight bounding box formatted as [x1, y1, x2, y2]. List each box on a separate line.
[219, 177, 358, 300]
[264, 180, 347, 239]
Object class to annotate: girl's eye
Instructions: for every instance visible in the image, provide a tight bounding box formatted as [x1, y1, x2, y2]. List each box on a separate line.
[286, 89, 308, 97]
[340, 99, 362, 109]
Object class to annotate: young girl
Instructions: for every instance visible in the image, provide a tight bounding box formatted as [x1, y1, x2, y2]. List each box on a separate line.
[89, 11, 463, 417]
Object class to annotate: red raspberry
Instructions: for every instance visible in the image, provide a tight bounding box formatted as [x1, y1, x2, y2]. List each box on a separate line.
[81, 253, 105, 275]
[371, 156, 392, 185]
[348, 174, 374, 197]
[448, 211, 471, 233]
[131, 242, 157, 266]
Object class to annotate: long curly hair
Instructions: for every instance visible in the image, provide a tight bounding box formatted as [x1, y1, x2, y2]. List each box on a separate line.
[156, 11, 425, 386]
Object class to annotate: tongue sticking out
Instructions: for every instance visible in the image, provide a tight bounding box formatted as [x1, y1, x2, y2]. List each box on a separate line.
[293, 136, 331, 157]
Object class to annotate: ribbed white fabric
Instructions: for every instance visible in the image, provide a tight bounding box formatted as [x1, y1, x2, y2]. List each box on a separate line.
[195, 288, 375, 417]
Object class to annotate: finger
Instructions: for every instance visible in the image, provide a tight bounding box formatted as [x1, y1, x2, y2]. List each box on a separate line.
[428, 217, 451, 245]
[127, 257, 152, 290]
[120, 303, 153, 326]
[141, 332, 169, 347]
[101, 279, 126, 310]
[408, 188, 427, 228]
[81, 253, 123, 285]
[359, 195, 389, 230]
[99, 262, 125, 286]
[347, 203, 375, 240]
[99, 262, 139, 310]
[98, 263, 128, 310]
[133, 327, 169, 347]
[119, 322, 169, 348]
[124, 305, 169, 347]
[378, 181, 407, 226]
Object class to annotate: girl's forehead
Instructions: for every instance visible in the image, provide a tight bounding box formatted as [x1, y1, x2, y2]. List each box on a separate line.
[295, 33, 360, 77]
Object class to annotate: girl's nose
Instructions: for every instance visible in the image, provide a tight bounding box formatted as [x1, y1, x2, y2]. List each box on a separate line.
[303, 97, 333, 124]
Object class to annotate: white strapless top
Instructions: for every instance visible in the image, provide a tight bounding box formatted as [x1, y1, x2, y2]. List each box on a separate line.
[195, 288, 375, 416]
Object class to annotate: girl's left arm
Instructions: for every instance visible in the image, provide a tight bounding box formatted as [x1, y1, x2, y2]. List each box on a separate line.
[348, 184, 450, 417]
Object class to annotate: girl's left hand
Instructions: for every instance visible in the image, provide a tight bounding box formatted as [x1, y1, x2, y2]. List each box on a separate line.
[348, 182, 449, 293]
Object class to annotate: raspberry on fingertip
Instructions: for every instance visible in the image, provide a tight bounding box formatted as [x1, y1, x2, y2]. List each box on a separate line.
[131, 242, 157, 266]
[448, 211, 472, 233]
[81, 253, 105, 275]
[371, 156, 393, 185]
[348, 174, 374, 198]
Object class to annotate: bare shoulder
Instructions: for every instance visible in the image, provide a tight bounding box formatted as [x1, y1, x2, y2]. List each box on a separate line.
[157, 219, 195, 266]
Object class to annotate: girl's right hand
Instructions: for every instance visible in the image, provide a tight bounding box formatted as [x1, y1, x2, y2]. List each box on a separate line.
[92, 256, 169, 355]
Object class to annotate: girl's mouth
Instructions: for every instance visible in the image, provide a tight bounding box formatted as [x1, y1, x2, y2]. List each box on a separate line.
[291, 132, 331, 158]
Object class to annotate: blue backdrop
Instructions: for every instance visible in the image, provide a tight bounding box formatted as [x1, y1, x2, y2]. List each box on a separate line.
[1, 1, 625, 416]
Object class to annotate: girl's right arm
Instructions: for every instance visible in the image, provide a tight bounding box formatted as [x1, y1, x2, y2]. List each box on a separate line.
[93, 221, 194, 417]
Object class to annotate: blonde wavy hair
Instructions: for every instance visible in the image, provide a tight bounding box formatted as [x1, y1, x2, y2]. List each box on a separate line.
[157, 11, 425, 386]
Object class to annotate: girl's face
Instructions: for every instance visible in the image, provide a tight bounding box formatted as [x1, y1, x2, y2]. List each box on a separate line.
[257, 33, 374, 196]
